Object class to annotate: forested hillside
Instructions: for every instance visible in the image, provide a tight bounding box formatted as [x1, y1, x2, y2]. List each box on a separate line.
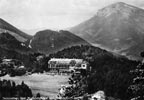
[49, 45, 138, 100]
[30, 30, 89, 54]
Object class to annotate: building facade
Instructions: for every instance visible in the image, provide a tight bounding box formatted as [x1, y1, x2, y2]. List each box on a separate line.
[48, 58, 88, 72]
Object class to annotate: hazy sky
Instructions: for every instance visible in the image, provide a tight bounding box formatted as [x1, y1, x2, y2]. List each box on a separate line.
[0, 0, 144, 31]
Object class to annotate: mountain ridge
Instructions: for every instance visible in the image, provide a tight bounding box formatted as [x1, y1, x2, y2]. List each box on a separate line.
[29, 29, 90, 54]
[0, 18, 32, 42]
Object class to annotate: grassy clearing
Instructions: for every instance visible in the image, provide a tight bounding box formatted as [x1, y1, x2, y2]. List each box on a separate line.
[1, 73, 70, 98]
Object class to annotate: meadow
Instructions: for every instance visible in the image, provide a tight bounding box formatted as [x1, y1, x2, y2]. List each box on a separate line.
[1, 73, 70, 98]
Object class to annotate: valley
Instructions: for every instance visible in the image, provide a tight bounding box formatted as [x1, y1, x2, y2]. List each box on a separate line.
[0, 1, 144, 100]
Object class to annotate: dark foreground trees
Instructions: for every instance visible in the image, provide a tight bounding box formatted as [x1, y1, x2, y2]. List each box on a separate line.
[128, 53, 144, 100]
[0, 80, 32, 98]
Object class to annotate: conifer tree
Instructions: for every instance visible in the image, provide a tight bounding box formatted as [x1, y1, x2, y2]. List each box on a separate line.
[128, 52, 144, 100]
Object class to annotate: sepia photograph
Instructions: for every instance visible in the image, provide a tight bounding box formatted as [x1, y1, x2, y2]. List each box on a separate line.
[0, 0, 144, 100]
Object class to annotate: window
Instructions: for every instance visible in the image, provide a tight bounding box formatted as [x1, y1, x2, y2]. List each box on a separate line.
[82, 64, 86, 68]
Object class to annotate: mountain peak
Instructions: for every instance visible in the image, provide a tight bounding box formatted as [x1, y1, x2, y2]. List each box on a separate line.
[112, 2, 128, 6]
[70, 2, 144, 59]
[110, 2, 136, 9]
[96, 2, 138, 18]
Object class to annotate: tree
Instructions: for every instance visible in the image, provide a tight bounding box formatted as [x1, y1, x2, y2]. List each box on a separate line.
[70, 60, 76, 66]
[128, 54, 144, 100]
[36, 93, 41, 98]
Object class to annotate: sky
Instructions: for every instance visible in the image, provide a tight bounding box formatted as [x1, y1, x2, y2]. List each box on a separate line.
[0, 0, 144, 34]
